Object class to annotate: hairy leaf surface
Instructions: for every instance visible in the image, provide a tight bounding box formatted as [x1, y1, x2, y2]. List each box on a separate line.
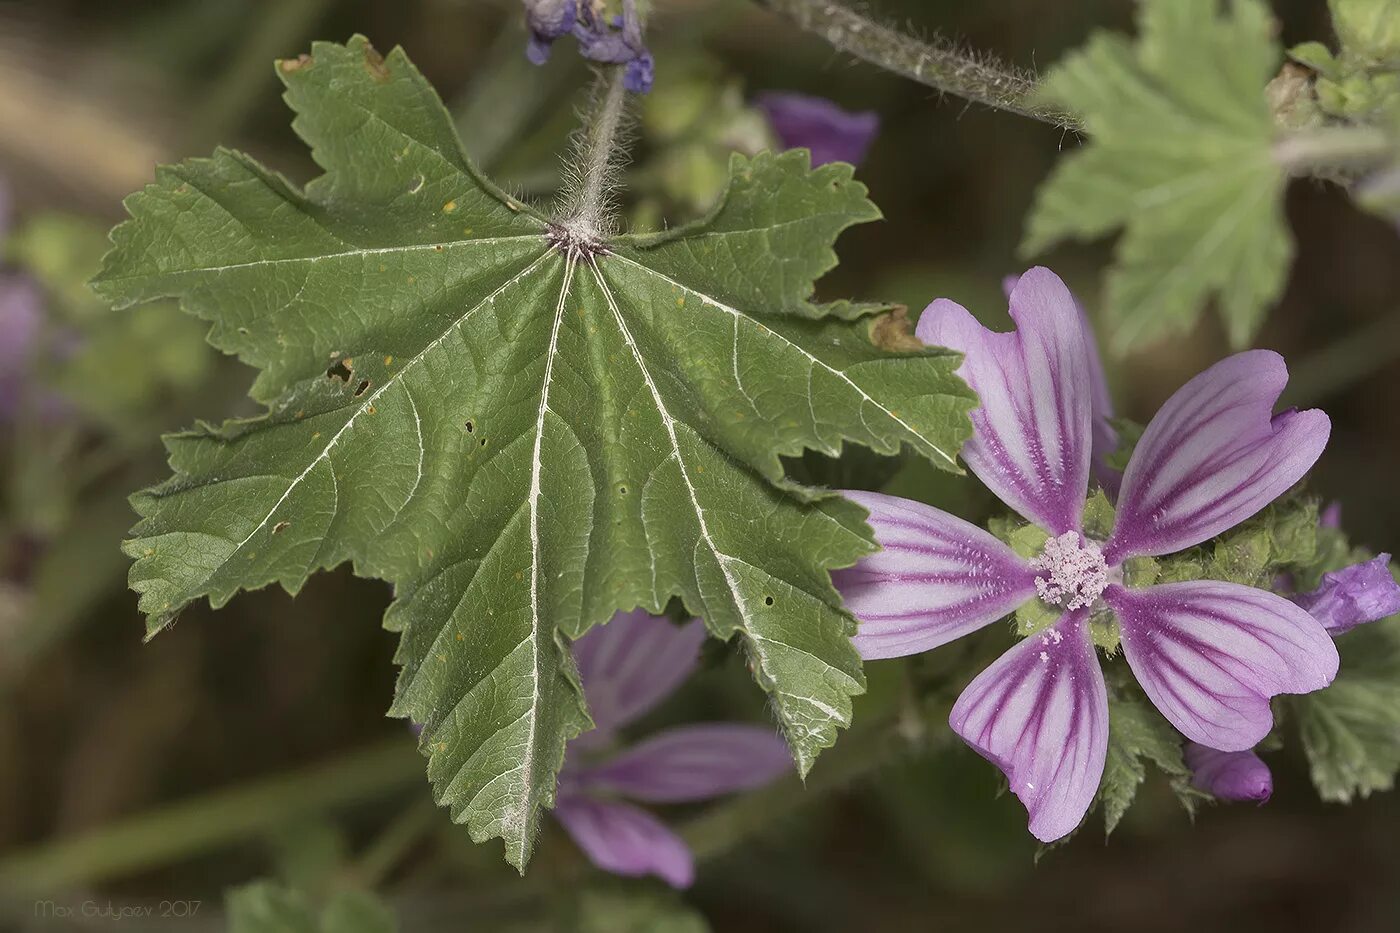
[94, 38, 975, 867]
[1022, 0, 1290, 351]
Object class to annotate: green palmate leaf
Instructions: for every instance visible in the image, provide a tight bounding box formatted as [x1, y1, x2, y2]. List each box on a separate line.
[226, 881, 396, 933]
[1022, 0, 1291, 350]
[1296, 615, 1400, 802]
[1099, 691, 1192, 835]
[94, 38, 975, 868]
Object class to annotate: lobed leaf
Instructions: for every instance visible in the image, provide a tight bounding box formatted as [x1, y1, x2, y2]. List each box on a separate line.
[94, 38, 975, 868]
[1022, 0, 1291, 351]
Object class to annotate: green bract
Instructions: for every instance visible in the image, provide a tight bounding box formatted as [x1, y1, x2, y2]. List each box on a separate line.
[93, 38, 975, 868]
[1022, 0, 1290, 351]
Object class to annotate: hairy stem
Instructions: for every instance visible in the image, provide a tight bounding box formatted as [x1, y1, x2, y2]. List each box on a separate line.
[1273, 125, 1396, 178]
[563, 66, 630, 240]
[753, 0, 1082, 132]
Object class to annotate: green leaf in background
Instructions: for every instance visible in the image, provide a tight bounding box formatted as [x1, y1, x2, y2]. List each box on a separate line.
[93, 38, 975, 868]
[226, 881, 396, 933]
[1022, 0, 1291, 351]
[570, 887, 711, 933]
[1098, 691, 1192, 835]
[1296, 615, 1400, 802]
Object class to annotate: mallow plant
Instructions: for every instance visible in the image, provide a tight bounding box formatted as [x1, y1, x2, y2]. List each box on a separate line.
[88, 0, 1400, 908]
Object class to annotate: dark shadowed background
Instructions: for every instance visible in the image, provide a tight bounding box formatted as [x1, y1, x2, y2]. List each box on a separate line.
[1, 1, 1397, 930]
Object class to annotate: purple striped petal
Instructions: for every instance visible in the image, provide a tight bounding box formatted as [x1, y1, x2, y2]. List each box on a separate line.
[834, 491, 1037, 660]
[571, 610, 706, 737]
[949, 609, 1108, 843]
[1105, 352, 1330, 563]
[917, 267, 1094, 535]
[1184, 743, 1272, 802]
[553, 795, 694, 888]
[581, 724, 792, 803]
[756, 92, 880, 167]
[1293, 554, 1400, 635]
[1105, 581, 1339, 751]
[1002, 272, 1119, 497]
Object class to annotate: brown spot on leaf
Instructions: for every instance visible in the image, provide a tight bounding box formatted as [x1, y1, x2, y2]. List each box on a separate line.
[869, 305, 923, 352]
[363, 43, 391, 82]
[273, 521, 290, 535]
[279, 54, 313, 73]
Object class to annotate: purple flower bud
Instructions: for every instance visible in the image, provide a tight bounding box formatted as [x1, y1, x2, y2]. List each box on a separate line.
[1184, 743, 1273, 802]
[522, 0, 576, 64]
[1293, 554, 1400, 635]
[623, 51, 654, 95]
[756, 92, 879, 167]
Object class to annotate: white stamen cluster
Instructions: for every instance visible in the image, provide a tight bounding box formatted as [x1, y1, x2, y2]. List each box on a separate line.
[1031, 531, 1108, 610]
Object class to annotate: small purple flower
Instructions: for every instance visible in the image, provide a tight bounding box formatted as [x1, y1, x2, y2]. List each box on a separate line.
[522, 0, 654, 93]
[1184, 743, 1272, 802]
[1319, 501, 1342, 529]
[755, 93, 879, 168]
[1293, 554, 1400, 635]
[834, 267, 1338, 842]
[523, 0, 578, 65]
[554, 609, 792, 887]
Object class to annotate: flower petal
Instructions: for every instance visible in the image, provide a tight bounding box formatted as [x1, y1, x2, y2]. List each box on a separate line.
[553, 796, 694, 888]
[917, 267, 1094, 535]
[948, 610, 1108, 843]
[571, 610, 706, 737]
[1293, 554, 1400, 635]
[1105, 581, 1339, 751]
[756, 92, 880, 167]
[1106, 351, 1330, 562]
[1184, 743, 1272, 802]
[582, 724, 793, 802]
[833, 491, 1037, 660]
[1003, 272, 1119, 497]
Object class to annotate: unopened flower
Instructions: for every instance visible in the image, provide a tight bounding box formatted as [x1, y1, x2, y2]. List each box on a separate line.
[834, 267, 1338, 842]
[755, 93, 879, 167]
[1293, 554, 1400, 635]
[1184, 744, 1272, 802]
[523, 0, 578, 65]
[522, 0, 654, 94]
[554, 609, 792, 887]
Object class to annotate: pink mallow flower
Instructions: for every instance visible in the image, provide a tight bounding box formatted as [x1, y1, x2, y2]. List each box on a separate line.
[834, 267, 1339, 842]
[554, 610, 793, 887]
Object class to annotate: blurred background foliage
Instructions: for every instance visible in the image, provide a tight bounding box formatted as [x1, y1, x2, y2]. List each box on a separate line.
[1, 0, 1399, 930]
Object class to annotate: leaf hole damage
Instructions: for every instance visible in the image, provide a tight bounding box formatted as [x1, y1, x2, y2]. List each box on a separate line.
[326, 360, 353, 382]
[764, 595, 775, 606]
[353, 379, 371, 397]
[272, 521, 290, 535]
[464, 420, 474, 433]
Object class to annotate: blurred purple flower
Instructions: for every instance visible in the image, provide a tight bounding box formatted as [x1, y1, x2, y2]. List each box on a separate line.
[0, 174, 47, 420]
[756, 93, 879, 167]
[834, 267, 1338, 842]
[554, 609, 792, 887]
[1293, 554, 1400, 636]
[1184, 743, 1272, 802]
[521, 0, 654, 93]
[1319, 501, 1342, 529]
[524, 0, 577, 65]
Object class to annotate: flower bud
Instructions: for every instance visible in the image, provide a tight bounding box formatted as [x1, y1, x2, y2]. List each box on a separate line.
[1185, 744, 1272, 802]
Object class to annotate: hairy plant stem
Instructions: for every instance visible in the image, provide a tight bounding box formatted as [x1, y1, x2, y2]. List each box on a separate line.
[1273, 124, 1396, 178]
[753, 0, 1082, 132]
[563, 66, 630, 242]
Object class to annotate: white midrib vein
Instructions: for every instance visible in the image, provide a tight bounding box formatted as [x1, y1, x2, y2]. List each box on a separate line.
[509, 253, 576, 861]
[104, 234, 545, 281]
[217, 249, 553, 567]
[608, 253, 957, 467]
